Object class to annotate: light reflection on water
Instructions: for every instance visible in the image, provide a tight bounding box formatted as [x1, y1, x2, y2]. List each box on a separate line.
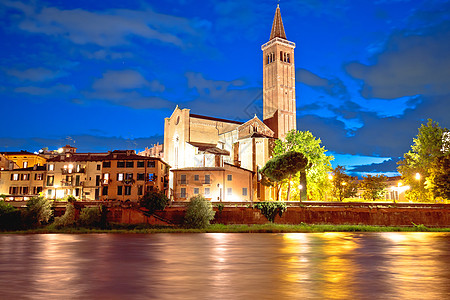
[0, 233, 449, 299]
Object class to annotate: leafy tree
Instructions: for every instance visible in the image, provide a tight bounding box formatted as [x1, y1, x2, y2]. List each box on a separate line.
[360, 175, 387, 201]
[273, 130, 334, 201]
[53, 203, 76, 228]
[331, 166, 358, 201]
[23, 196, 53, 228]
[398, 119, 449, 202]
[427, 153, 450, 201]
[184, 195, 215, 228]
[78, 206, 102, 227]
[139, 190, 169, 214]
[254, 202, 287, 222]
[0, 201, 22, 231]
[260, 151, 308, 201]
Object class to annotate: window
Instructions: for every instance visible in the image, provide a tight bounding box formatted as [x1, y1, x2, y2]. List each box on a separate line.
[117, 186, 123, 195]
[75, 175, 80, 186]
[227, 174, 232, 181]
[23, 161, 28, 168]
[204, 175, 210, 184]
[75, 188, 80, 197]
[125, 173, 133, 180]
[194, 188, 199, 195]
[147, 161, 155, 168]
[137, 173, 145, 181]
[48, 164, 54, 171]
[47, 175, 54, 186]
[47, 189, 52, 197]
[194, 175, 199, 181]
[204, 188, 210, 196]
[102, 186, 108, 196]
[180, 188, 186, 198]
[103, 161, 111, 168]
[148, 173, 155, 181]
[126, 161, 134, 168]
[34, 186, 42, 194]
[117, 161, 125, 168]
[137, 185, 143, 196]
[124, 186, 131, 195]
[97, 164, 101, 170]
[280, 51, 283, 61]
[242, 188, 248, 196]
[117, 173, 124, 181]
[35, 173, 43, 180]
[9, 187, 18, 194]
[103, 173, 110, 184]
[22, 187, 29, 194]
[227, 188, 232, 196]
[22, 174, 30, 180]
[180, 174, 187, 184]
[12, 174, 19, 181]
[137, 161, 144, 168]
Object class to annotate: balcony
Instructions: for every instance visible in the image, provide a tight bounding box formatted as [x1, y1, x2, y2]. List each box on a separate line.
[61, 168, 85, 174]
[60, 180, 73, 187]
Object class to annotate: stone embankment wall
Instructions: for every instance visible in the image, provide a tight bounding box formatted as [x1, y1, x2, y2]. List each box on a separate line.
[108, 206, 450, 227]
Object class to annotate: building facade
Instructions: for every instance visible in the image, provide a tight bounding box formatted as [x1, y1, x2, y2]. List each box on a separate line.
[0, 166, 46, 200]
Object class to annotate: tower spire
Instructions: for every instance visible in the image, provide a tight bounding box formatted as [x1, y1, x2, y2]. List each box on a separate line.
[270, 4, 286, 40]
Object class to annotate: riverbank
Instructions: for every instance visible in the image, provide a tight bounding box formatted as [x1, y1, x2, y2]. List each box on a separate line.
[3, 223, 450, 234]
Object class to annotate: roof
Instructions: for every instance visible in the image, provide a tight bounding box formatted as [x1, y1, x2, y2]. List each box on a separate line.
[171, 167, 225, 172]
[0, 166, 46, 172]
[190, 113, 243, 125]
[270, 4, 287, 40]
[224, 162, 255, 174]
[188, 142, 230, 156]
[1, 151, 37, 156]
[46, 151, 169, 165]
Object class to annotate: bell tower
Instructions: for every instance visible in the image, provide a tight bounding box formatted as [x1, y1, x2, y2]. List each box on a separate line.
[262, 4, 296, 139]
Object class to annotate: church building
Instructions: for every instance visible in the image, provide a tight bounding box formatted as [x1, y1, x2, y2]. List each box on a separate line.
[164, 5, 296, 202]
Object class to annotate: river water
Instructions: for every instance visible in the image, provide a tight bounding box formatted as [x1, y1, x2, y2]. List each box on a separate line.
[0, 233, 449, 299]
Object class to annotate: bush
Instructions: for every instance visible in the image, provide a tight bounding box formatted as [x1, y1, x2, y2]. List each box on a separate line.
[184, 195, 215, 228]
[78, 206, 102, 227]
[65, 195, 77, 203]
[23, 196, 53, 228]
[254, 202, 287, 222]
[139, 191, 169, 214]
[0, 201, 22, 231]
[53, 203, 76, 228]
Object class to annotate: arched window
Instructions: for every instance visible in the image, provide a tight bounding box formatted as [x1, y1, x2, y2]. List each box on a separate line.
[267, 55, 270, 64]
[280, 51, 283, 61]
[287, 53, 290, 63]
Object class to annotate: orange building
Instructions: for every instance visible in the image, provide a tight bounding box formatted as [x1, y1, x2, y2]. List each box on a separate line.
[0, 166, 46, 200]
[99, 150, 169, 202]
[2, 151, 46, 169]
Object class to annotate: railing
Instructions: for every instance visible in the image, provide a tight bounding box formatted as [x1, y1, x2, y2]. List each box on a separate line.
[261, 37, 296, 50]
[61, 168, 85, 174]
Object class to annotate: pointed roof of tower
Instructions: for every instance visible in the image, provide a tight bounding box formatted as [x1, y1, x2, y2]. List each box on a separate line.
[270, 4, 287, 40]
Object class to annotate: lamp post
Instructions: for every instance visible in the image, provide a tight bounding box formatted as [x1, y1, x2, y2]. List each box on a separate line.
[298, 184, 303, 202]
[217, 183, 222, 202]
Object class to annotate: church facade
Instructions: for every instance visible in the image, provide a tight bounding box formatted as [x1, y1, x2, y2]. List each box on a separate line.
[164, 5, 296, 202]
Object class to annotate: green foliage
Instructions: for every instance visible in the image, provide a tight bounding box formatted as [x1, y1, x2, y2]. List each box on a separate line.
[78, 206, 102, 227]
[214, 203, 225, 213]
[184, 195, 215, 228]
[331, 166, 359, 201]
[428, 153, 450, 200]
[398, 119, 449, 202]
[0, 194, 6, 200]
[23, 196, 53, 228]
[260, 151, 308, 201]
[53, 203, 76, 228]
[139, 191, 169, 214]
[360, 175, 387, 201]
[65, 195, 77, 203]
[254, 202, 287, 222]
[0, 201, 22, 231]
[273, 130, 334, 200]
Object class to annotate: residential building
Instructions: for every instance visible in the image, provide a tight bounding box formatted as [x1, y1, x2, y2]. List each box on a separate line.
[0, 165, 46, 200]
[1, 150, 47, 169]
[99, 150, 169, 202]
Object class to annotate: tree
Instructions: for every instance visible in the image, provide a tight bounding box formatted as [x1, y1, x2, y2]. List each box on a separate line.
[260, 151, 308, 201]
[53, 203, 76, 228]
[0, 201, 21, 231]
[139, 190, 169, 214]
[254, 202, 287, 222]
[331, 166, 358, 201]
[273, 130, 334, 201]
[398, 119, 449, 202]
[23, 196, 53, 228]
[360, 175, 387, 201]
[427, 153, 450, 201]
[184, 195, 215, 228]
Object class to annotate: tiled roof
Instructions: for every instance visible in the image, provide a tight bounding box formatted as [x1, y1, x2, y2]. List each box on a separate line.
[1, 151, 37, 156]
[188, 142, 230, 156]
[190, 113, 243, 125]
[46, 151, 169, 165]
[270, 4, 287, 40]
[171, 167, 226, 172]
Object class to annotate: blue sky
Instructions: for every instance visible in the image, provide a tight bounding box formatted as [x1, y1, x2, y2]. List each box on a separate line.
[1, 0, 449, 177]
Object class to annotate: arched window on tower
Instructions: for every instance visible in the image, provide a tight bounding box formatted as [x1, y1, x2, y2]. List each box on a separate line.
[280, 51, 283, 61]
[287, 53, 290, 63]
[284, 52, 287, 62]
[267, 55, 270, 64]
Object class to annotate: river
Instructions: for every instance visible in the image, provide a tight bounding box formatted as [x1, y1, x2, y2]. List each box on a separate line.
[0, 233, 449, 299]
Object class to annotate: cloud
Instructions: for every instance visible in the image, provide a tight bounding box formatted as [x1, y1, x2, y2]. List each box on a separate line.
[0, 134, 164, 153]
[349, 157, 401, 173]
[296, 68, 350, 100]
[183, 72, 262, 120]
[14, 84, 74, 96]
[346, 27, 450, 99]
[3, 1, 208, 48]
[7, 67, 68, 82]
[83, 69, 173, 109]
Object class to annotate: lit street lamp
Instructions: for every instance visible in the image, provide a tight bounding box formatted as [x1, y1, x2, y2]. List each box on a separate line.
[415, 173, 421, 181]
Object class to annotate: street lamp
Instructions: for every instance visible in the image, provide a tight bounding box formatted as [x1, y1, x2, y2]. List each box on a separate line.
[415, 173, 421, 181]
[298, 184, 303, 202]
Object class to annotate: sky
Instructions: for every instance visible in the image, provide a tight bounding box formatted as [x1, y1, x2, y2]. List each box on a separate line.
[1, 0, 449, 177]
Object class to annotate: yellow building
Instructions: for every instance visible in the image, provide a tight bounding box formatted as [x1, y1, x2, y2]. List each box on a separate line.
[0, 165, 46, 200]
[2, 151, 47, 169]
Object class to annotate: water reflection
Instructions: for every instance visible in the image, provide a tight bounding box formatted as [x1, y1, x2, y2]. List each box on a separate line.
[0, 233, 448, 299]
